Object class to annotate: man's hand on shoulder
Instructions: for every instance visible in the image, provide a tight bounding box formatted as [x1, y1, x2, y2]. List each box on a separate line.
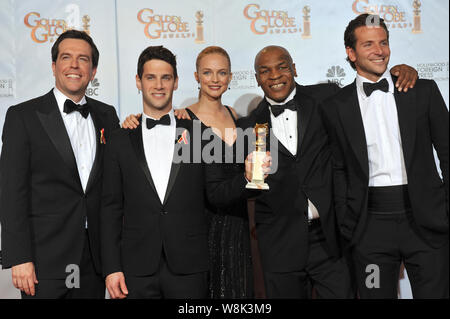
[390, 64, 418, 92]
[122, 114, 141, 129]
[174, 108, 191, 120]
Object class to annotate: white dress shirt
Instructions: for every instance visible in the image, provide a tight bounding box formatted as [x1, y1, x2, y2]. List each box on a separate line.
[266, 88, 320, 220]
[356, 70, 408, 187]
[142, 110, 176, 203]
[53, 87, 96, 192]
[266, 88, 298, 156]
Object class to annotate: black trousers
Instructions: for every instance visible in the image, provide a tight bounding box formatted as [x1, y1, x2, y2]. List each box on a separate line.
[125, 252, 208, 299]
[263, 220, 353, 299]
[353, 211, 449, 299]
[22, 231, 105, 299]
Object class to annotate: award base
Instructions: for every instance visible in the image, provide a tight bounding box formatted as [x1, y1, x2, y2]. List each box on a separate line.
[246, 182, 269, 190]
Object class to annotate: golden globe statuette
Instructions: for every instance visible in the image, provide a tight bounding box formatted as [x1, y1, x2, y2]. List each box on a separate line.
[195, 11, 205, 43]
[301, 6, 312, 39]
[82, 15, 91, 35]
[246, 123, 269, 190]
[412, 0, 422, 34]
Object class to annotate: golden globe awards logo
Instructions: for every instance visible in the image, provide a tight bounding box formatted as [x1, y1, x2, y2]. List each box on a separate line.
[24, 12, 67, 43]
[243, 4, 312, 37]
[137, 8, 197, 40]
[195, 11, 205, 43]
[352, 0, 418, 31]
[24, 12, 91, 43]
[411, 0, 422, 33]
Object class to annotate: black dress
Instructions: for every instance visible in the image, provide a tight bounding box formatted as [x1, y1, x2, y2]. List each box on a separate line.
[186, 107, 253, 299]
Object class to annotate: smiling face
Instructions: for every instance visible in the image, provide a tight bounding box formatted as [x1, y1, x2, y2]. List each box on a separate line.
[195, 53, 232, 100]
[346, 26, 390, 82]
[254, 46, 297, 103]
[52, 38, 96, 103]
[136, 59, 178, 116]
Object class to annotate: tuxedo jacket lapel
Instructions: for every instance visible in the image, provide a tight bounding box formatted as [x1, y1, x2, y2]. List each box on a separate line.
[129, 121, 159, 199]
[394, 87, 416, 171]
[163, 159, 180, 205]
[36, 91, 82, 189]
[295, 87, 314, 159]
[338, 82, 369, 179]
[163, 119, 186, 205]
[85, 100, 105, 194]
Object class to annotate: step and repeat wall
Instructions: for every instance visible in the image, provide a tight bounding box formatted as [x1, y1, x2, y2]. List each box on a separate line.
[0, 0, 448, 299]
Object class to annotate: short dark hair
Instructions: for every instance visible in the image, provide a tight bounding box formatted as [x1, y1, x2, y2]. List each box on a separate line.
[344, 14, 389, 70]
[254, 45, 294, 73]
[51, 30, 99, 68]
[137, 46, 178, 79]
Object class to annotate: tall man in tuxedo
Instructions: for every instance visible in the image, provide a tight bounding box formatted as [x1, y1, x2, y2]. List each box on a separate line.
[101, 46, 254, 299]
[320, 14, 449, 298]
[0, 30, 119, 298]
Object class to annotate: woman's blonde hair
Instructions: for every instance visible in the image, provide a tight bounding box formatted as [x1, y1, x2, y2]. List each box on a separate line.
[195, 46, 231, 72]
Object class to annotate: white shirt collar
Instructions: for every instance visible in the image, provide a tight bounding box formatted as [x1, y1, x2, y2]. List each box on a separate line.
[356, 69, 394, 99]
[53, 87, 87, 116]
[265, 87, 297, 106]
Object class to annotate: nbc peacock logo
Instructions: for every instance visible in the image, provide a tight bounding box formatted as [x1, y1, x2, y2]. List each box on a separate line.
[326, 66, 346, 87]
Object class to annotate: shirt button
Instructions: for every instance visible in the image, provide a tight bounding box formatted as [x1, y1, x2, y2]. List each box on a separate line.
[289, 135, 292, 139]
[286, 118, 289, 121]
[160, 211, 168, 216]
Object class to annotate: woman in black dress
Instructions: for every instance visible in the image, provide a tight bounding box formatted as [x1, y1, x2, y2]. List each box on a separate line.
[184, 46, 253, 298]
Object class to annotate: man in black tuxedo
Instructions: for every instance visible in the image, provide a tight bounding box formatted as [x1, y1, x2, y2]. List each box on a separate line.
[230, 45, 352, 299]
[0, 30, 119, 298]
[320, 14, 449, 298]
[100, 46, 254, 299]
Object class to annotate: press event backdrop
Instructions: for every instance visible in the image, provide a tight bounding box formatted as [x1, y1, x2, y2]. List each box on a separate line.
[0, 0, 448, 299]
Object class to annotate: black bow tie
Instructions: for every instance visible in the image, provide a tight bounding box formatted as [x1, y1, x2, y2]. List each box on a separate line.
[363, 78, 389, 97]
[270, 99, 297, 117]
[63, 99, 90, 119]
[146, 114, 171, 130]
